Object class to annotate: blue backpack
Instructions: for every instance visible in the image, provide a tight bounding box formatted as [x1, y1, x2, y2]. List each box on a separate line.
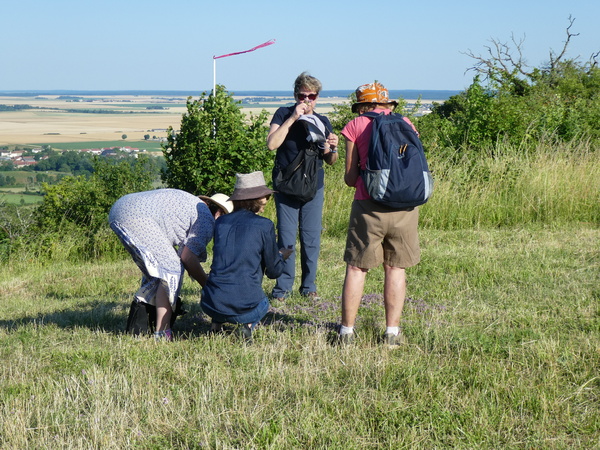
[360, 112, 433, 208]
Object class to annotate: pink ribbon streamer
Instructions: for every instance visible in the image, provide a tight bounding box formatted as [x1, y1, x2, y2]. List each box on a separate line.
[213, 39, 276, 59]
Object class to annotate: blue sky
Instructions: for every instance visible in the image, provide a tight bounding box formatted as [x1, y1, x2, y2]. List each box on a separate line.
[1, 0, 598, 92]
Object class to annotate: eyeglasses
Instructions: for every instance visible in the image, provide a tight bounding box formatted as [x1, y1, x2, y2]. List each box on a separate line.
[297, 93, 318, 101]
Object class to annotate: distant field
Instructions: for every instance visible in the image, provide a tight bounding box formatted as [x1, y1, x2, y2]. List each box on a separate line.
[0, 94, 346, 147]
[0, 190, 43, 204]
[41, 140, 165, 151]
[0, 171, 65, 204]
[0, 94, 185, 146]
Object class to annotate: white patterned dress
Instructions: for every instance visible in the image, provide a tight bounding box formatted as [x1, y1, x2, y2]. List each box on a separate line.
[109, 189, 214, 306]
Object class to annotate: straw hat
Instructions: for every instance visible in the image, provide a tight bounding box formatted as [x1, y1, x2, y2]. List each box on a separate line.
[198, 193, 233, 214]
[228, 171, 275, 201]
[351, 81, 398, 113]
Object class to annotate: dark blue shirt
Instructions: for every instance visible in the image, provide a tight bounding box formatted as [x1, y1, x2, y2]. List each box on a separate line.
[201, 209, 285, 316]
[270, 105, 333, 190]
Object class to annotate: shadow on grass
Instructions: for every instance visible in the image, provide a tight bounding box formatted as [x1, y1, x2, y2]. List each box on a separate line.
[0, 291, 443, 343]
[0, 296, 336, 340]
[0, 300, 127, 333]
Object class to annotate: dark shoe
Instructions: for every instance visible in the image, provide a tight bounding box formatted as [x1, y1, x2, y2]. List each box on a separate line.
[210, 321, 224, 333]
[383, 332, 406, 347]
[303, 291, 321, 301]
[237, 323, 253, 344]
[170, 297, 188, 328]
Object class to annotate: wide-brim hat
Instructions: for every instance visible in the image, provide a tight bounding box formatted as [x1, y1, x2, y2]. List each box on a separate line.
[198, 193, 233, 214]
[351, 81, 398, 113]
[228, 171, 275, 201]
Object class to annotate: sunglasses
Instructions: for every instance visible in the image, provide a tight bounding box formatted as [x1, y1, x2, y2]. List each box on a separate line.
[297, 93, 318, 101]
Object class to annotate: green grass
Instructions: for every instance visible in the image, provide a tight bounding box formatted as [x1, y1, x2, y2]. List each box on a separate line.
[0, 140, 599, 447]
[0, 191, 43, 204]
[0, 227, 598, 448]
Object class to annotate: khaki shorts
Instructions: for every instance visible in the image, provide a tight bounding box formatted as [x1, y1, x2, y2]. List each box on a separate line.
[344, 199, 421, 269]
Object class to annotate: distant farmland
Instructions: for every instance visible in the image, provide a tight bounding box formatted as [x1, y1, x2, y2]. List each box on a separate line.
[0, 93, 345, 147]
[38, 140, 165, 152]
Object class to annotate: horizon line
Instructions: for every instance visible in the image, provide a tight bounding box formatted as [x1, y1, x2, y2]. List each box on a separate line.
[0, 88, 462, 94]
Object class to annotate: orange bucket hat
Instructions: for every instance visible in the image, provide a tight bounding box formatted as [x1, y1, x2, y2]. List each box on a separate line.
[352, 81, 398, 113]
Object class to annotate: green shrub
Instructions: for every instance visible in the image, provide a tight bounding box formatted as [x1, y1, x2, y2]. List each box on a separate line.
[161, 85, 273, 195]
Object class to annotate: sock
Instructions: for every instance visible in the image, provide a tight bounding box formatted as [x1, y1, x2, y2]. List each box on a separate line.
[340, 325, 354, 335]
[386, 326, 399, 336]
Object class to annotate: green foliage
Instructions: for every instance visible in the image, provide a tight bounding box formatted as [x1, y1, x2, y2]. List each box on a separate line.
[416, 77, 498, 154]
[26, 156, 155, 260]
[416, 22, 600, 153]
[0, 173, 17, 186]
[34, 150, 95, 176]
[162, 85, 273, 195]
[329, 91, 356, 133]
[0, 202, 36, 260]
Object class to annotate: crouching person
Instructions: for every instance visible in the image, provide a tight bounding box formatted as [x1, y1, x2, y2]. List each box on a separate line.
[109, 189, 232, 341]
[201, 172, 293, 343]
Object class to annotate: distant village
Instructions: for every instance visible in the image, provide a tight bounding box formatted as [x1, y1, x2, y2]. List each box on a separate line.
[0, 145, 165, 168]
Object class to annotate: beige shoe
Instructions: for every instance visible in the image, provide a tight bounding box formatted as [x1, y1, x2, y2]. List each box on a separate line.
[337, 332, 355, 346]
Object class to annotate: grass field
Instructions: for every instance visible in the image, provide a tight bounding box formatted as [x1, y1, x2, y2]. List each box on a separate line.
[1, 140, 599, 447]
[0, 225, 598, 448]
[0, 191, 43, 204]
[0, 95, 598, 447]
[0, 93, 345, 147]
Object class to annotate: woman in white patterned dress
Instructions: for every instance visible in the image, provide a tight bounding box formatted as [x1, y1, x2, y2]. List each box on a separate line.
[109, 189, 232, 340]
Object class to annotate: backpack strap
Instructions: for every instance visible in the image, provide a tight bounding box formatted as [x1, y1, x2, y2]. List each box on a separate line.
[362, 111, 404, 119]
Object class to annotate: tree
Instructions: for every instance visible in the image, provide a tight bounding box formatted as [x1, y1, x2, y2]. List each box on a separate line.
[121, 134, 127, 140]
[161, 85, 272, 195]
[416, 17, 600, 151]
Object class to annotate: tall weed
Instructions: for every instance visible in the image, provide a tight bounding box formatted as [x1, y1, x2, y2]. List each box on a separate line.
[397, 137, 598, 230]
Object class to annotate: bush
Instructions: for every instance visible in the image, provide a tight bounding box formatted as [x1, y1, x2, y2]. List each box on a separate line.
[161, 85, 273, 195]
[20, 156, 155, 261]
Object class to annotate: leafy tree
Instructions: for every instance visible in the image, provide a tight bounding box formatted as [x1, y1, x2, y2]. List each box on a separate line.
[417, 17, 600, 152]
[0, 174, 16, 186]
[121, 134, 127, 140]
[0, 160, 14, 171]
[162, 85, 272, 195]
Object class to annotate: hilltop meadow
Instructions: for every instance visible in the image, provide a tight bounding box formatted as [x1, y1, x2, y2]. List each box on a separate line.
[2, 21, 599, 446]
[1, 127, 599, 447]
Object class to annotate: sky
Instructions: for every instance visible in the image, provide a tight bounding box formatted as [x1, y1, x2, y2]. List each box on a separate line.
[1, 0, 599, 93]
